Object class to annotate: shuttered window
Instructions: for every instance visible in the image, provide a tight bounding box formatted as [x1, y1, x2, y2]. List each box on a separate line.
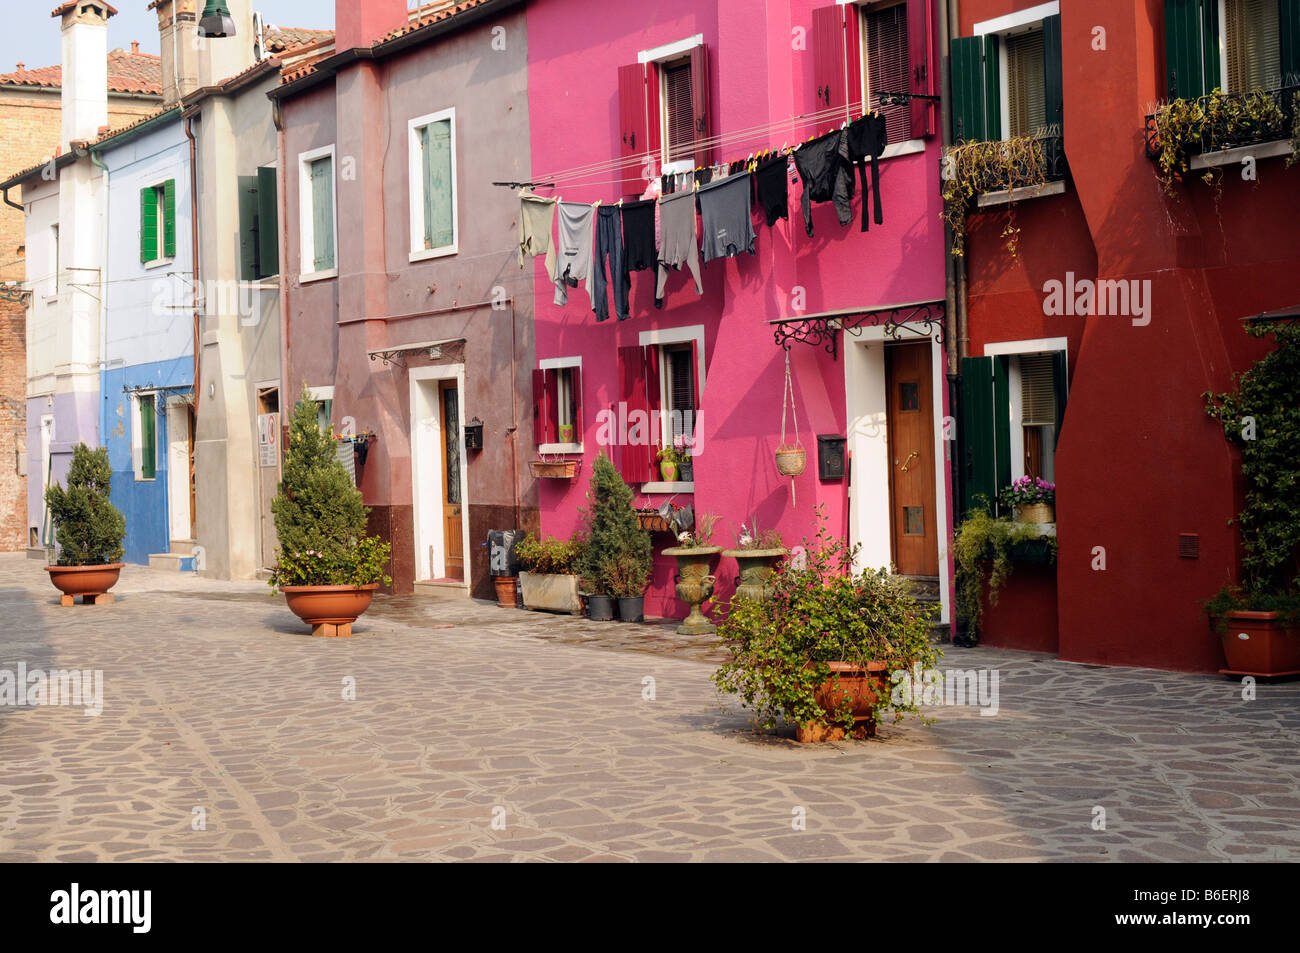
[663, 60, 695, 163]
[1019, 354, 1057, 426]
[664, 344, 697, 446]
[418, 118, 455, 251]
[309, 155, 335, 272]
[863, 3, 911, 144]
[140, 181, 174, 263]
[1224, 0, 1282, 91]
[1006, 29, 1047, 137]
[138, 394, 157, 481]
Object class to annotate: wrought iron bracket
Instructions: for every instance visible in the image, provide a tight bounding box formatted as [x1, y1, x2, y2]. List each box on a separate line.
[0, 283, 31, 305]
[771, 300, 946, 359]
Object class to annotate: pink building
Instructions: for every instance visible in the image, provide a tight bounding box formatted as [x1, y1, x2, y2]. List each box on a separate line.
[522, 0, 952, 622]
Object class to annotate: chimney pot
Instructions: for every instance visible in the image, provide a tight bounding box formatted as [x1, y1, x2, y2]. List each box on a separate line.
[131, 40, 139, 53]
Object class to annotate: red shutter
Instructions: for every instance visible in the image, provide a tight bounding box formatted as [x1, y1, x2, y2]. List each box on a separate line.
[844, 5, 863, 116]
[543, 370, 559, 445]
[689, 43, 712, 167]
[907, 0, 935, 136]
[812, 4, 843, 112]
[618, 345, 650, 483]
[531, 368, 546, 445]
[618, 62, 648, 163]
[570, 366, 583, 441]
[645, 345, 661, 463]
[688, 339, 701, 447]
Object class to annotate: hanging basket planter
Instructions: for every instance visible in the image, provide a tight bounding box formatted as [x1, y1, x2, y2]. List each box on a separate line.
[776, 350, 806, 502]
[774, 446, 806, 476]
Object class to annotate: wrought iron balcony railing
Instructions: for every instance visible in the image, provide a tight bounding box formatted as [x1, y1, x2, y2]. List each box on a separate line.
[1144, 83, 1300, 160]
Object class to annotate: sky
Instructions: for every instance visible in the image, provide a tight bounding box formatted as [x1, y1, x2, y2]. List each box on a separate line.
[0, 2, 337, 74]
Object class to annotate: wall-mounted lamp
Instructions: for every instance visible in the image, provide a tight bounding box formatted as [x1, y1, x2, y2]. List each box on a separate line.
[198, 0, 236, 38]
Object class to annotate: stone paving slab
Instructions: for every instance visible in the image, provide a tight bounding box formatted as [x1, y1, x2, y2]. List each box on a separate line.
[1, 555, 1298, 862]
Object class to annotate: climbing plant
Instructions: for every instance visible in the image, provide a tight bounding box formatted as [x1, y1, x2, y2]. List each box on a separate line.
[942, 133, 1052, 257]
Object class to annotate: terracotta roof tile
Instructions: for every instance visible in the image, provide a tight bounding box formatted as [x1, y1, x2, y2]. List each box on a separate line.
[263, 26, 333, 53]
[51, 1, 119, 17]
[0, 49, 162, 96]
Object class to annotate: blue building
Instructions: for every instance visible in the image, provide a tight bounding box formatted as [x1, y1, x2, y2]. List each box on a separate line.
[92, 106, 194, 568]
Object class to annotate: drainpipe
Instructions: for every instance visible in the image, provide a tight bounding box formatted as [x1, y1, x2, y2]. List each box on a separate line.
[950, 0, 969, 364]
[508, 298, 519, 529]
[89, 148, 109, 447]
[274, 98, 290, 411]
[939, 0, 958, 376]
[1, 186, 21, 213]
[183, 107, 201, 416]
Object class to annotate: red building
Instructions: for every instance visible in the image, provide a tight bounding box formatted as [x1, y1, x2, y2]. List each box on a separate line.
[949, 0, 1299, 670]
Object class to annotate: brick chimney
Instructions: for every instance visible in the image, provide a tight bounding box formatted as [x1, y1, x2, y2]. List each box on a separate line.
[150, 0, 198, 105]
[53, 1, 111, 150]
[335, 0, 407, 50]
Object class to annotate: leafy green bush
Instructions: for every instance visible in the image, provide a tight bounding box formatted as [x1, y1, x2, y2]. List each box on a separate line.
[712, 507, 940, 733]
[954, 506, 1057, 644]
[576, 454, 651, 597]
[1204, 320, 1300, 603]
[44, 443, 126, 566]
[269, 386, 392, 591]
[515, 533, 585, 575]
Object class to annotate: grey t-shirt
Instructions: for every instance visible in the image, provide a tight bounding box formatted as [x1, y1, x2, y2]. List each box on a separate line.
[698, 173, 756, 263]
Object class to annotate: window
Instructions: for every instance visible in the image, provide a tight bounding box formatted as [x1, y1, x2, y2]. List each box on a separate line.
[861, 2, 912, 144]
[615, 328, 704, 489]
[139, 179, 176, 264]
[298, 146, 337, 279]
[618, 37, 711, 178]
[408, 109, 457, 259]
[533, 360, 583, 451]
[1165, 0, 1298, 100]
[304, 385, 333, 435]
[135, 393, 158, 481]
[1017, 353, 1057, 482]
[951, 5, 1062, 142]
[238, 166, 280, 281]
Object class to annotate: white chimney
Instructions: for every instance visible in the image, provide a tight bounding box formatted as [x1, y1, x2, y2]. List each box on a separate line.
[54, 0, 112, 150]
[152, 0, 199, 106]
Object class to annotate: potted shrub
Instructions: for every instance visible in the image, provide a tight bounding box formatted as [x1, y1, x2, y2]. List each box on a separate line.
[1203, 318, 1300, 675]
[43, 443, 126, 606]
[662, 512, 723, 634]
[721, 521, 786, 603]
[714, 507, 940, 742]
[577, 454, 651, 621]
[268, 388, 392, 636]
[998, 475, 1055, 523]
[516, 533, 586, 614]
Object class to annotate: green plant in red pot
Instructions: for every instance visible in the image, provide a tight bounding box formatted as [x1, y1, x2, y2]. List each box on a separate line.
[1204, 320, 1300, 675]
[516, 532, 586, 615]
[269, 386, 392, 636]
[43, 443, 127, 606]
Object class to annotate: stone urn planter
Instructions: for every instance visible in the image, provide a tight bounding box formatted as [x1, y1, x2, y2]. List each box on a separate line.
[280, 584, 379, 637]
[721, 548, 786, 602]
[662, 545, 723, 635]
[519, 572, 582, 615]
[46, 563, 124, 606]
[1214, 611, 1300, 677]
[798, 660, 890, 743]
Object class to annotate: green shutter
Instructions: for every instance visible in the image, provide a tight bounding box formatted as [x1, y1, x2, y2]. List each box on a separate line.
[140, 395, 156, 480]
[163, 179, 176, 259]
[140, 186, 158, 263]
[1042, 14, 1064, 134]
[993, 355, 1012, 508]
[1165, 0, 1222, 98]
[960, 356, 996, 514]
[1052, 350, 1068, 450]
[1282, 0, 1300, 82]
[311, 156, 334, 271]
[951, 35, 987, 142]
[983, 34, 1002, 139]
[257, 166, 279, 278]
[423, 119, 454, 250]
[238, 175, 259, 282]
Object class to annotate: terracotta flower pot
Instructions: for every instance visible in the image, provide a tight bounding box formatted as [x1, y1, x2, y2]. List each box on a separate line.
[280, 583, 379, 637]
[45, 563, 124, 606]
[1214, 610, 1300, 677]
[798, 660, 890, 743]
[493, 575, 519, 609]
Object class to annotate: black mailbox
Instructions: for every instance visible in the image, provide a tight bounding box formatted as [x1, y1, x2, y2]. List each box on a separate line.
[464, 419, 484, 450]
[817, 434, 847, 481]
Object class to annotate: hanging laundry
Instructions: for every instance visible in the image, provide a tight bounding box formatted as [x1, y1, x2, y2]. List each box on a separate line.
[621, 199, 657, 274]
[661, 173, 674, 195]
[847, 112, 887, 231]
[591, 205, 628, 322]
[694, 167, 713, 186]
[793, 128, 853, 237]
[518, 190, 557, 280]
[655, 190, 703, 308]
[753, 154, 790, 226]
[698, 173, 756, 263]
[553, 202, 596, 307]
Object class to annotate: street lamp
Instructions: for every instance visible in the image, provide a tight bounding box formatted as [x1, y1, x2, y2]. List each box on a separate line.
[198, 0, 236, 38]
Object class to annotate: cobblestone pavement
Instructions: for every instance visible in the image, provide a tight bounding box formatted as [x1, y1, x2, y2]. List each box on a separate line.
[1, 554, 1298, 862]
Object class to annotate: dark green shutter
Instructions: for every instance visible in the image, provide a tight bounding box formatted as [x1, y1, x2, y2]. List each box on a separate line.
[993, 355, 1012, 506]
[140, 395, 156, 480]
[238, 175, 259, 282]
[1282, 0, 1300, 82]
[1042, 14, 1064, 134]
[951, 35, 986, 142]
[1052, 350, 1068, 450]
[960, 356, 996, 514]
[257, 166, 279, 278]
[162, 179, 176, 259]
[1165, 0, 1221, 98]
[983, 34, 1002, 139]
[140, 186, 158, 263]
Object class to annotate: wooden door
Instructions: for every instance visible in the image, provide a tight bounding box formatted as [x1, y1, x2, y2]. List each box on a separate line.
[439, 381, 464, 580]
[885, 343, 939, 576]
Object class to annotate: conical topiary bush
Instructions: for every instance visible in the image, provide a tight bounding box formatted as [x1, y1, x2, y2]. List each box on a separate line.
[577, 453, 651, 599]
[44, 443, 125, 566]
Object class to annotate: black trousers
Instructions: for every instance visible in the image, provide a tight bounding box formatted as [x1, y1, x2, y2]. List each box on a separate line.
[591, 205, 629, 321]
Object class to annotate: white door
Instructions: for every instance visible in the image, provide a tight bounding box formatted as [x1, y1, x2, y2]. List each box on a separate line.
[167, 399, 192, 541]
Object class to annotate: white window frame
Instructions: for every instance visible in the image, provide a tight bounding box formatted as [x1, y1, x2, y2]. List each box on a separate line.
[298, 144, 338, 283]
[850, 0, 928, 156]
[131, 390, 159, 482]
[407, 107, 459, 262]
[638, 324, 705, 493]
[972, 0, 1059, 141]
[639, 34, 704, 175]
[537, 356, 584, 455]
[983, 337, 1068, 485]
